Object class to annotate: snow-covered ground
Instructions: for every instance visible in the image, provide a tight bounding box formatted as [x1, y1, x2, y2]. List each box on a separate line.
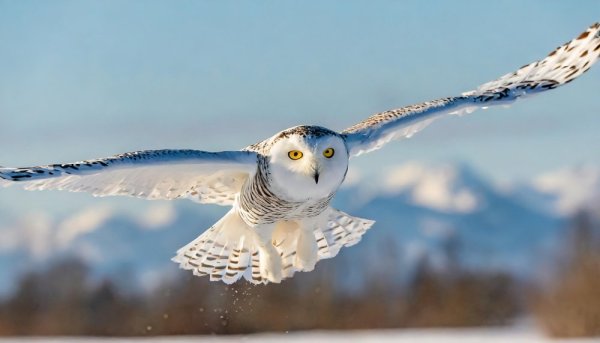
[0, 327, 597, 343]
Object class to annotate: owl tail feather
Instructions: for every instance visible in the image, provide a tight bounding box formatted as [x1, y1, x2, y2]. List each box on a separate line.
[276, 208, 376, 279]
[172, 208, 266, 284]
[173, 207, 375, 285]
[315, 208, 375, 260]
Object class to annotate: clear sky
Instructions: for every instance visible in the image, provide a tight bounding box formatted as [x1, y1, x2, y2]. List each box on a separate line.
[0, 1, 599, 216]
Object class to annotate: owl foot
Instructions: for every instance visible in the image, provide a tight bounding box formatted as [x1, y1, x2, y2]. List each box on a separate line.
[259, 245, 283, 283]
[295, 229, 318, 272]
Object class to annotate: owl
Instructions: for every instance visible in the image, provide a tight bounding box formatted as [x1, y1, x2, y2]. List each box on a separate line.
[1, 23, 599, 284]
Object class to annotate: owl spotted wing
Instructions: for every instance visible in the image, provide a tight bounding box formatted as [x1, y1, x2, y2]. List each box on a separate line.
[343, 23, 600, 157]
[0, 149, 258, 206]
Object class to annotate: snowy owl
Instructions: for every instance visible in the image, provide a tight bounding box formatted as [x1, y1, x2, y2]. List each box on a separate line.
[2, 23, 599, 284]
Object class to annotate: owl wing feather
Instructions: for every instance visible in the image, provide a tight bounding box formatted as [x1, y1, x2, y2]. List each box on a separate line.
[0, 149, 258, 206]
[343, 22, 600, 157]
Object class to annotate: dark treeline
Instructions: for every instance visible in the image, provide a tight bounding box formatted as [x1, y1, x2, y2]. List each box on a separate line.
[0, 213, 598, 337]
[531, 212, 600, 338]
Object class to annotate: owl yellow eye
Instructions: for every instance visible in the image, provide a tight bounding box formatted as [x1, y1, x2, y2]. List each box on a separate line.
[323, 148, 335, 158]
[288, 150, 303, 160]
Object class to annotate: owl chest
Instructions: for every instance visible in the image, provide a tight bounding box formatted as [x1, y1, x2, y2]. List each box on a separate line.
[236, 170, 332, 226]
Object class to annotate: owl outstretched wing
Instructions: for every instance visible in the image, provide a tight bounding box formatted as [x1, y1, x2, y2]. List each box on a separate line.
[0, 149, 258, 206]
[343, 22, 600, 157]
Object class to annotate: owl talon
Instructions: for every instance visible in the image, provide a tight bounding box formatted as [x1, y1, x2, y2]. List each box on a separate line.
[295, 229, 318, 272]
[259, 245, 283, 283]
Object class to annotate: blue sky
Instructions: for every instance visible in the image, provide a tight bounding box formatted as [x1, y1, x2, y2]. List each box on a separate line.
[0, 1, 599, 215]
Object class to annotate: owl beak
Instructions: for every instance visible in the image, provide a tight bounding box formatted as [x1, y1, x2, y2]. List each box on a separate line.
[311, 161, 321, 184]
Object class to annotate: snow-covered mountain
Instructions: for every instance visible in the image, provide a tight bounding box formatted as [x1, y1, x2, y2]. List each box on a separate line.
[0, 162, 598, 294]
[333, 162, 567, 290]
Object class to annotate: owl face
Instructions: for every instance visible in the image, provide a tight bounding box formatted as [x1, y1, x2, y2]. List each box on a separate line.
[268, 129, 348, 201]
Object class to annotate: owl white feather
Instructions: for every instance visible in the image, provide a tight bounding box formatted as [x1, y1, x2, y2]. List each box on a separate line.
[1, 23, 599, 284]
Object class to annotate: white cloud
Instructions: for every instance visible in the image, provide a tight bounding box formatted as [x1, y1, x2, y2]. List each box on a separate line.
[532, 165, 600, 215]
[383, 162, 479, 213]
[341, 166, 362, 188]
[56, 206, 114, 248]
[0, 202, 178, 260]
[0, 212, 55, 257]
[383, 162, 424, 191]
[137, 203, 177, 230]
[73, 241, 105, 264]
[21, 212, 54, 259]
[0, 226, 21, 252]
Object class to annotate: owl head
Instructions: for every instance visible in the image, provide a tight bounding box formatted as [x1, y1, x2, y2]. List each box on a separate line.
[267, 126, 349, 201]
